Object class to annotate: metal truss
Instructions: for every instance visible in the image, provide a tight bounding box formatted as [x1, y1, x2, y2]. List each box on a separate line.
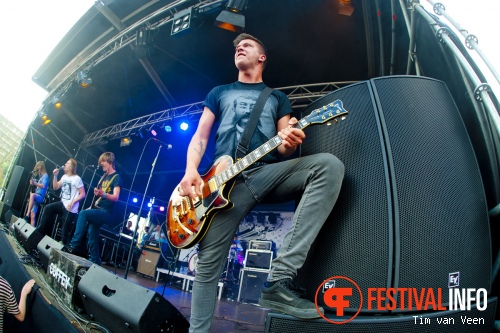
[80, 81, 359, 147]
[45, 0, 223, 102]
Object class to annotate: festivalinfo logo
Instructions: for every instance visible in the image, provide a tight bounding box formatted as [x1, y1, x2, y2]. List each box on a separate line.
[313, 272, 488, 326]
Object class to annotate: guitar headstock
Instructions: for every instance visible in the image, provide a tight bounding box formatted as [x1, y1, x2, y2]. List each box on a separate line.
[304, 99, 348, 125]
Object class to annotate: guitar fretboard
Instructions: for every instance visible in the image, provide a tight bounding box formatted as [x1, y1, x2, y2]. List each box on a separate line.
[213, 118, 310, 189]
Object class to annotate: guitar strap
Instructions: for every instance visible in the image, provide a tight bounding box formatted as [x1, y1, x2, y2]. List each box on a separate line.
[235, 86, 274, 160]
[95, 173, 117, 206]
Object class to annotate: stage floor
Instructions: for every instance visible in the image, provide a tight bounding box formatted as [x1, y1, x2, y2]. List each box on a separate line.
[1, 226, 268, 333]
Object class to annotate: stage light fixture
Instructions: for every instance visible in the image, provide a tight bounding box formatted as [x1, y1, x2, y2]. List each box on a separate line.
[77, 70, 92, 88]
[120, 137, 132, 147]
[338, 0, 355, 16]
[150, 129, 157, 136]
[171, 7, 197, 36]
[165, 125, 172, 132]
[40, 113, 51, 126]
[51, 95, 63, 109]
[215, 0, 248, 32]
[180, 122, 189, 131]
[133, 197, 138, 203]
[159, 206, 165, 212]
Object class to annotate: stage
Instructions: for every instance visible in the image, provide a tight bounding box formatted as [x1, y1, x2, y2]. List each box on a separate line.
[0, 223, 268, 333]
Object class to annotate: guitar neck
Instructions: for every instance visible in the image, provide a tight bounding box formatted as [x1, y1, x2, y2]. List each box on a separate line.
[212, 118, 309, 189]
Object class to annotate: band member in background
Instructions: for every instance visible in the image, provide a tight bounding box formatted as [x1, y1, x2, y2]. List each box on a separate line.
[65, 152, 122, 265]
[36, 159, 86, 245]
[177, 33, 344, 332]
[121, 220, 134, 236]
[23, 161, 49, 226]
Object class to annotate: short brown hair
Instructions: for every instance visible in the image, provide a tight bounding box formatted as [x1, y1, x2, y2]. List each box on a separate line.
[98, 152, 115, 168]
[233, 33, 267, 68]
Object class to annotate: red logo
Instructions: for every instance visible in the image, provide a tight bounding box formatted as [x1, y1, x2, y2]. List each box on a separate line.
[314, 276, 363, 324]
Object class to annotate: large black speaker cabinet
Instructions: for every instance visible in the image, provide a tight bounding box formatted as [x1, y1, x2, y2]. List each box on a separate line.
[78, 265, 189, 333]
[296, 76, 491, 314]
[3, 165, 25, 207]
[265, 297, 497, 333]
[15, 222, 44, 253]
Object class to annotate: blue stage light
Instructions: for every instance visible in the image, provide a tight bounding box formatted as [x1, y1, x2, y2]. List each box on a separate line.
[180, 122, 189, 131]
[133, 197, 138, 203]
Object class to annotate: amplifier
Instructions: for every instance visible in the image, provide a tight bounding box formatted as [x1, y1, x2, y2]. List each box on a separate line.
[238, 268, 269, 304]
[46, 248, 92, 311]
[137, 249, 160, 278]
[144, 240, 160, 252]
[245, 249, 273, 270]
[249, 240, 272, 251]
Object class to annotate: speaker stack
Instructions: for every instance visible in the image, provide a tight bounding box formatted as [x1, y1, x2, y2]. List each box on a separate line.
[238, 240, 273, 304]
[265, 76, 495, 331]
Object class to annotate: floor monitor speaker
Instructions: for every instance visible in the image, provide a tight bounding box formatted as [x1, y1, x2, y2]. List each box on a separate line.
[78, 265, 189, 333]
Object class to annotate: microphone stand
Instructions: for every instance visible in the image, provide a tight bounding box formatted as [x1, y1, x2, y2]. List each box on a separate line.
[82, 166, 98, 209]
[124, 143, 163, 279]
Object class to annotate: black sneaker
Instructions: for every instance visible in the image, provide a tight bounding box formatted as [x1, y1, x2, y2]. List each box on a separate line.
[258, 279, 324, 319]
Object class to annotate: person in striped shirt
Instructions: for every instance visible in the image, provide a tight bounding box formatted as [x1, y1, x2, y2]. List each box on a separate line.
[0, 277, 35, 332]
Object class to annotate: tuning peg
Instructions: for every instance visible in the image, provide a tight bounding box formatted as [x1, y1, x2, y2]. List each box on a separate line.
[341, 116, 347, 120]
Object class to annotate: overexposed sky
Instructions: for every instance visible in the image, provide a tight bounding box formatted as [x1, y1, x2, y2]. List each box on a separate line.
[0, 0, 498, 132]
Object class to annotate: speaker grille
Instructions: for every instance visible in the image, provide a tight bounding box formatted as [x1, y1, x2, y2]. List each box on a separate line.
[265, 297, 497, 333]
[371, 76, 491, 306]
[298, 81, 392, 311]
[296, 77, 491, 314]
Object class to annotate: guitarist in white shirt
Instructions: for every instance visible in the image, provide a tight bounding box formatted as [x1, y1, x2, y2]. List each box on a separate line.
[177, 33, 345, 332]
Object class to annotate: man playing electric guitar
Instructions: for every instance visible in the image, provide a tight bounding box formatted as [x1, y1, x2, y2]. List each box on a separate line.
[177, 33, 345, 332]
[64, 152, 122, 265]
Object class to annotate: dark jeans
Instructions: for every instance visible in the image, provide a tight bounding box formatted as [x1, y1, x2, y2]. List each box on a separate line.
[36, 201, 76, 245]
[70, 208, 110, 265]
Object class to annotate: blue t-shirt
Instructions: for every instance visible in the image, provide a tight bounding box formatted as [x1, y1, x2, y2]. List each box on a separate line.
[203, 81, 292, 164]
[35, 173, 49, 197]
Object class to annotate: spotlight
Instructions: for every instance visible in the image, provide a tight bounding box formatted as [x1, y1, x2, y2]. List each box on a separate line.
[150, 129, 157, 137]
[40, 113, 51, 126]
[165, 125, 172, 132]
[171, 7, 198, 36]
[215, 0, 248, 32]
[52, 95, 62, 109]
[132, 197, 138, 203]
[147, 202, 152, 208]
[338, 0, 355, 16]
[77, 70, 92, 88]
[120, 137, 132, 147]
[180, 122, 189, 131]
[159, 206, 165, 212]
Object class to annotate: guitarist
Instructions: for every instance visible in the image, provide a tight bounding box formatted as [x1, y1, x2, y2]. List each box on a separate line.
[65, 152, 122, 265]
[23, 161, 49, 226]
[178, 33, 345, 332]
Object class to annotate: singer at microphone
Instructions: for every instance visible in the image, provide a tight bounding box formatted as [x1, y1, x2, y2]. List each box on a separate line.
[23, 161, 49, 226]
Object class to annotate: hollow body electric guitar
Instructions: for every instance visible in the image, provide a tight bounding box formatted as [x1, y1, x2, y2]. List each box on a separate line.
[167, 99, 348, 248]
